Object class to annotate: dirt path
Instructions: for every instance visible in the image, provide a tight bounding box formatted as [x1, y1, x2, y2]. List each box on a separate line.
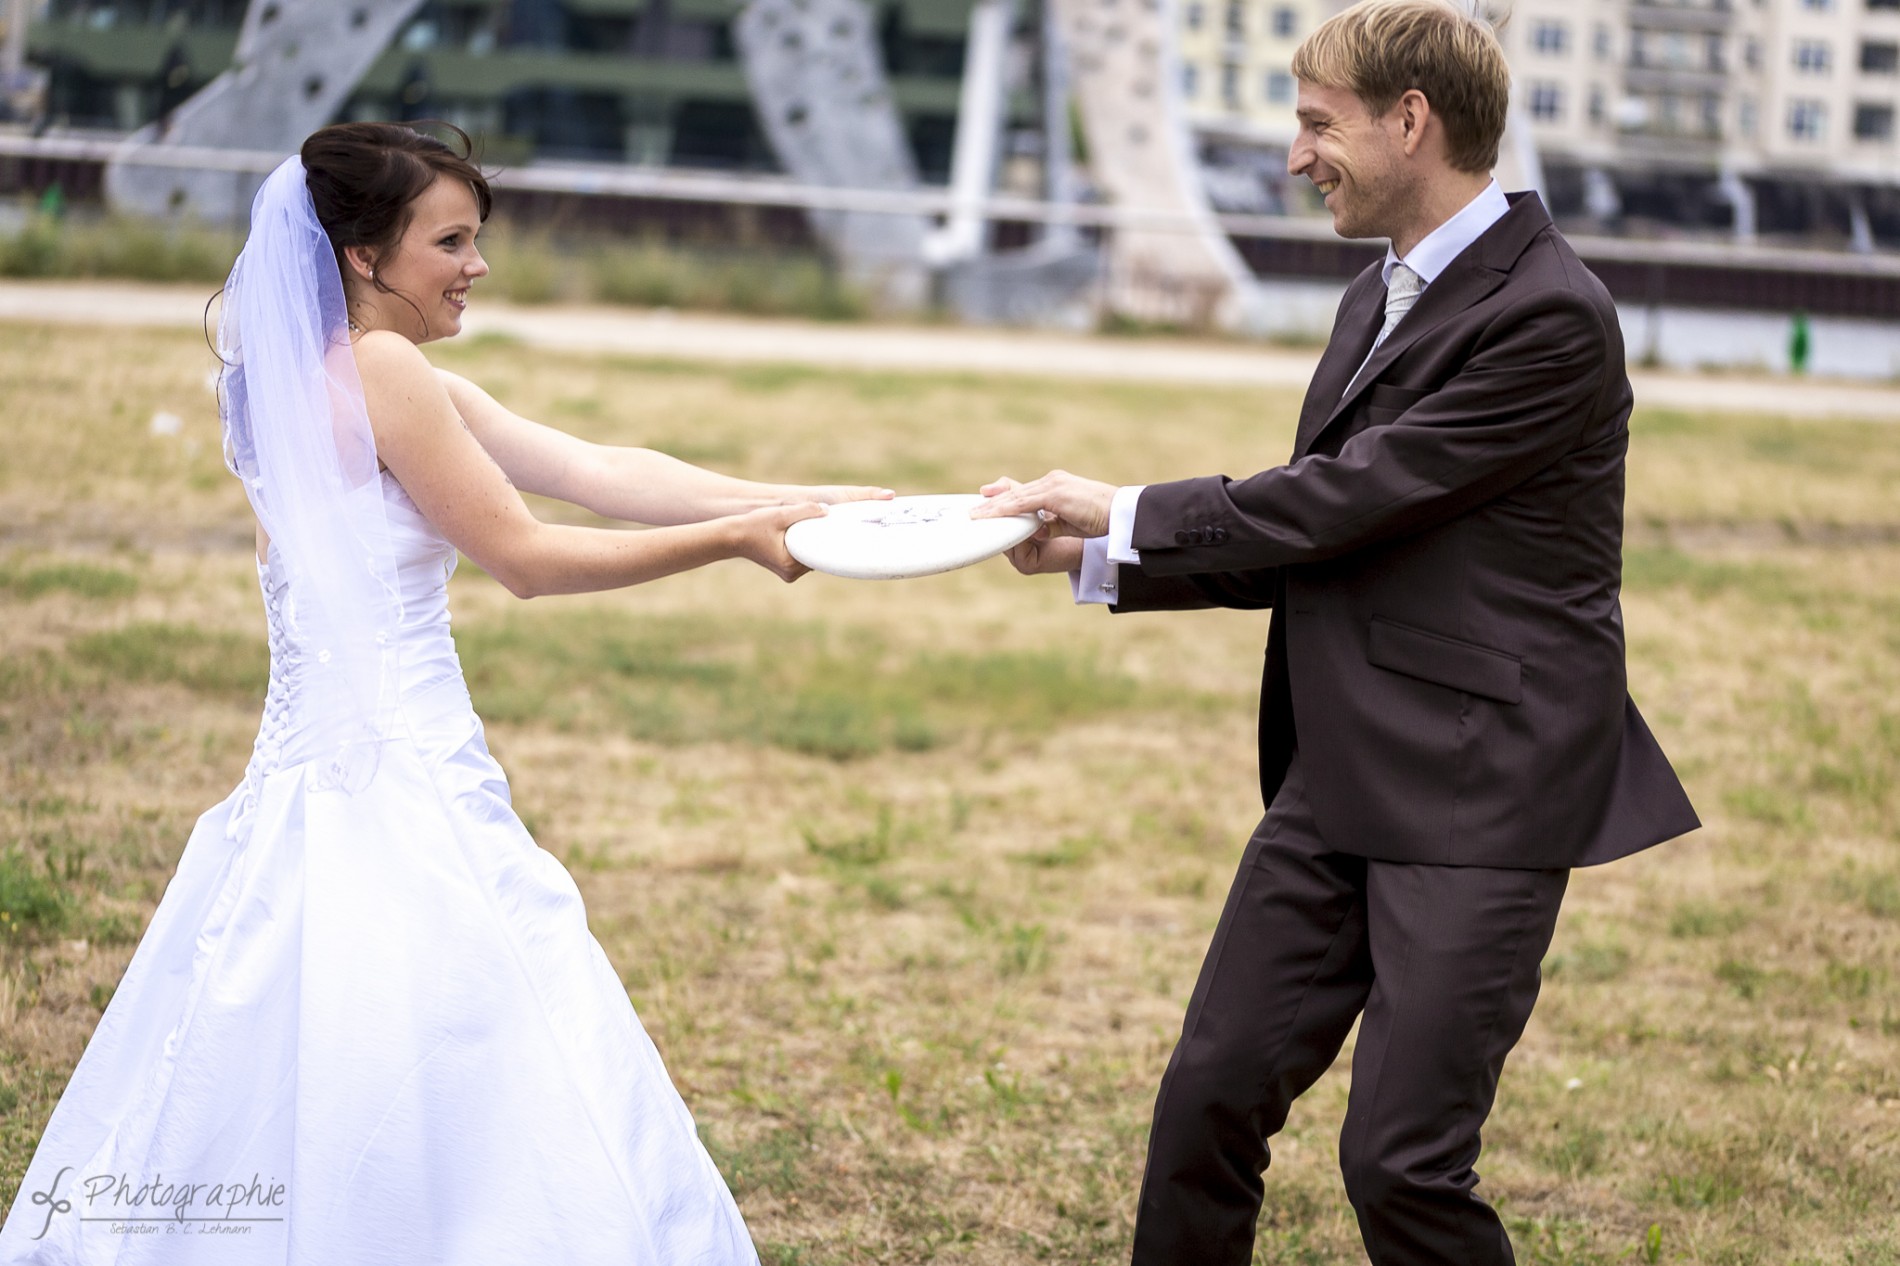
[6, 279, 1898, 422]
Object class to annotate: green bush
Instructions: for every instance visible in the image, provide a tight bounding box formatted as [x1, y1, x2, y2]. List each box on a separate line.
[0, 208, 867, 321]
[0, 212, 235, 283]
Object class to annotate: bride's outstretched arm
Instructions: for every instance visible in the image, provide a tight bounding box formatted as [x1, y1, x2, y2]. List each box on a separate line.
[435, 368, 888, 524]
[356, 333, 819, 596]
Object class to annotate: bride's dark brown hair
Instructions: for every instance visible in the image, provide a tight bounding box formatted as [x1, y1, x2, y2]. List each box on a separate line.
[300, 121, 494, 333]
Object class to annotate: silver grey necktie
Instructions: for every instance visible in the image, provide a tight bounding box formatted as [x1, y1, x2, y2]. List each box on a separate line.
[1348, 262, 1423, 392]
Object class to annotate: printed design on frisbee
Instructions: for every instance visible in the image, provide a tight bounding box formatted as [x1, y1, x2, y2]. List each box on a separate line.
[786, 493, 1040, 580]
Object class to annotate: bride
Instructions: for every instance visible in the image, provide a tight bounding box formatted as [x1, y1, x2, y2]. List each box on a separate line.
[0, 122, 884, 1264]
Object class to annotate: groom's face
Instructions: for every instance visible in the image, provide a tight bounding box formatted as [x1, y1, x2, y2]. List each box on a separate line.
[1288, 81, 1410, 243]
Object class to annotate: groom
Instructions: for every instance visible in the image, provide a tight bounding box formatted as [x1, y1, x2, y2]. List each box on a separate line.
[975, 1, 1700, 1262]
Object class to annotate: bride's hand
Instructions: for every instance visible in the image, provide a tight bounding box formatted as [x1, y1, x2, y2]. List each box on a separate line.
[734, 502, 826, 581]
[791, 484, 895, 505]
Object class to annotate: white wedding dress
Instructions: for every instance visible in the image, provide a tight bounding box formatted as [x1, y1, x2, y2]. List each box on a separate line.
[0, 473, 758, 1265]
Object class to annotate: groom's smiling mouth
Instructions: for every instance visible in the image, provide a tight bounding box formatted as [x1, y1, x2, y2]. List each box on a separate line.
[1314, 179, 1341, 196]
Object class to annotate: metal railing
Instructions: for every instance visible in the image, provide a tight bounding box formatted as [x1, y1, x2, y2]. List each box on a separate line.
[2, 129, 1898, 280]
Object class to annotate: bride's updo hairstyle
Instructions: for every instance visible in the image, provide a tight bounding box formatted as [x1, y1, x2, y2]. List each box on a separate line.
[299, 121, 493, 305]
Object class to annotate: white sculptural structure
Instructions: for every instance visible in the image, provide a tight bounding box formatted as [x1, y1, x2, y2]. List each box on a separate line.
[105, 0, 428, 225]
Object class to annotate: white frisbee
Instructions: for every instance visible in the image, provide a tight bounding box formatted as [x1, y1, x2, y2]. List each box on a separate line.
[785, 494, 1040, 580]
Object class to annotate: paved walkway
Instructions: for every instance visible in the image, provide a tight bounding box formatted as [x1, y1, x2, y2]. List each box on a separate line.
[6, 279, 1898, 422]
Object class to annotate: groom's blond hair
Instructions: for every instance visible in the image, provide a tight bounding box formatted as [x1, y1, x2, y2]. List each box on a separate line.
[1291, 0, 1511, 173]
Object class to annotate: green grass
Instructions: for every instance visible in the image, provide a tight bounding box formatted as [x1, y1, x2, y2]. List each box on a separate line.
[0, 563, 138, 600]
[0, 850, 71, 941]
[66, 623, 267, 701]
[456, 611, 1160, 759]
[1, 324, 1898, 1264]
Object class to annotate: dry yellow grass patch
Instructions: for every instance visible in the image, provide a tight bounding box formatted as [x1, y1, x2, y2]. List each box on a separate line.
[1, 322, 1896, 1264]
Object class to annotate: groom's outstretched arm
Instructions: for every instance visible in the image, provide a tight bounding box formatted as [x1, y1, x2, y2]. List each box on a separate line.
[1134, 289, 1612, 577]
[982, 288, 1611, 582]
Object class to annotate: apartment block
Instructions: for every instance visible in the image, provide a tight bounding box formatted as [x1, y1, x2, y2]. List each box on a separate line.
[1180, 0, 1899, 241]
[1176, 0, 1329, 142]
[1490, 0, 1898, 237]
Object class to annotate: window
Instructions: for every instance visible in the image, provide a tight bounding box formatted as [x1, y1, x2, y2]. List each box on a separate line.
[1185, 2, 1204, 30]
[1705, 34, 1725, 72]
[1271, 6, 1297, 37]
[1788, 98, 1827, 139]
[1862, 41, 1899, 73]
[1701, 93, 1722, 133]
[1793, 40, 1832, 73]
[1739, 96, 1758, 136]
[1854, 102, 1896, 138]
[1265, 70, 1294, 103]
[1221, 61, 1241, 107]
[1595, 23, 1612, 59]
[1588, 85, 1605, 124]
[1799, 0, 1831, 11]
[1182, 62, 1199, 99]
[1529, 82, 1563, 120]
[1532, 20, 1568, 54]
[1871, 0, 1900, 12]
[1744, 36, 1761, 70]
[1224, 0, 1244, 36]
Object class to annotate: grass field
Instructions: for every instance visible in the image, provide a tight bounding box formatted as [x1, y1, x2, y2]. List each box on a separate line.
[1, 320, 1896, 1264]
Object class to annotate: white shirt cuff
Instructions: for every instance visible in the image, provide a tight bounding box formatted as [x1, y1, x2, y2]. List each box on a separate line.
[1071, 537, 1120, 605]
[1069, 486, 1145, 605]
[1107, 484, 1144, 564]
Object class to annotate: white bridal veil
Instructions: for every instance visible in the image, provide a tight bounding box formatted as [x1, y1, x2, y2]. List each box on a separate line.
[218, 156, 405, 790]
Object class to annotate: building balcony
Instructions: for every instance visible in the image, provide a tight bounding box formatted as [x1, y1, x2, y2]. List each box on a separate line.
[1626, 0, 1735, 33]
[1625, 62, 1730, 91]
[1616, 125, 1729, 163]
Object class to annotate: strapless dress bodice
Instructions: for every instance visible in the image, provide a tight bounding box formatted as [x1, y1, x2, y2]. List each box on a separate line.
[245, 472, 474, 788]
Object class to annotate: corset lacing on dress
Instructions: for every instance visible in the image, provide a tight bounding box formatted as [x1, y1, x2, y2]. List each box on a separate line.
[226, 561, 299, 844]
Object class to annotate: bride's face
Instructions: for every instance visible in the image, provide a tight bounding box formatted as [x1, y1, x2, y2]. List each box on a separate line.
[358, 175, 488, 344]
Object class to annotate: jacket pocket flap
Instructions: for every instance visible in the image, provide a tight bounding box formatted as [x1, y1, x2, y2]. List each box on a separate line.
[1366, 383, 1429, 410]
[1368, 618, 1523, 704]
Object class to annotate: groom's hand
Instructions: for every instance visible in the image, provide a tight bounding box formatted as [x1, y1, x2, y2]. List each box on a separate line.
[973, 470, 1116, 539]
[975, 476, 1087, 576]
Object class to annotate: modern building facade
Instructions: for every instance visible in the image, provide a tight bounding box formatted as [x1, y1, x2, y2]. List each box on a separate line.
[12, 0, 1899, 245]
[1174, 0, 1327, 143]
[23, 0, 979, 179]
[1502, 0, 1899, 239]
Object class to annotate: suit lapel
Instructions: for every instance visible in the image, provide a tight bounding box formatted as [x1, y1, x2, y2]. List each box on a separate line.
[1300, 192, 1556, 455]
[1293, 273, 1384, 459]
[1318, 259, 1509, 429]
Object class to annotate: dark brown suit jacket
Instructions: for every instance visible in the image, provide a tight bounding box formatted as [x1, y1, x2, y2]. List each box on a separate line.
[1117, 192, 1699, 869]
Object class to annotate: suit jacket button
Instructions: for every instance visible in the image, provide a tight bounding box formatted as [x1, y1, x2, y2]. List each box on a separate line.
[1211, 527, 1229, 543]
[1174, 530, 1193, 546]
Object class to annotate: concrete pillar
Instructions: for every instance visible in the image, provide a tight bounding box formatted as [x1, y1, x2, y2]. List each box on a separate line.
[1848, 188, 1875, 255]
[923, 0, 1015, 267]
[1038, 0, 1081, 252]
[1717, 168, 1756, 241]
